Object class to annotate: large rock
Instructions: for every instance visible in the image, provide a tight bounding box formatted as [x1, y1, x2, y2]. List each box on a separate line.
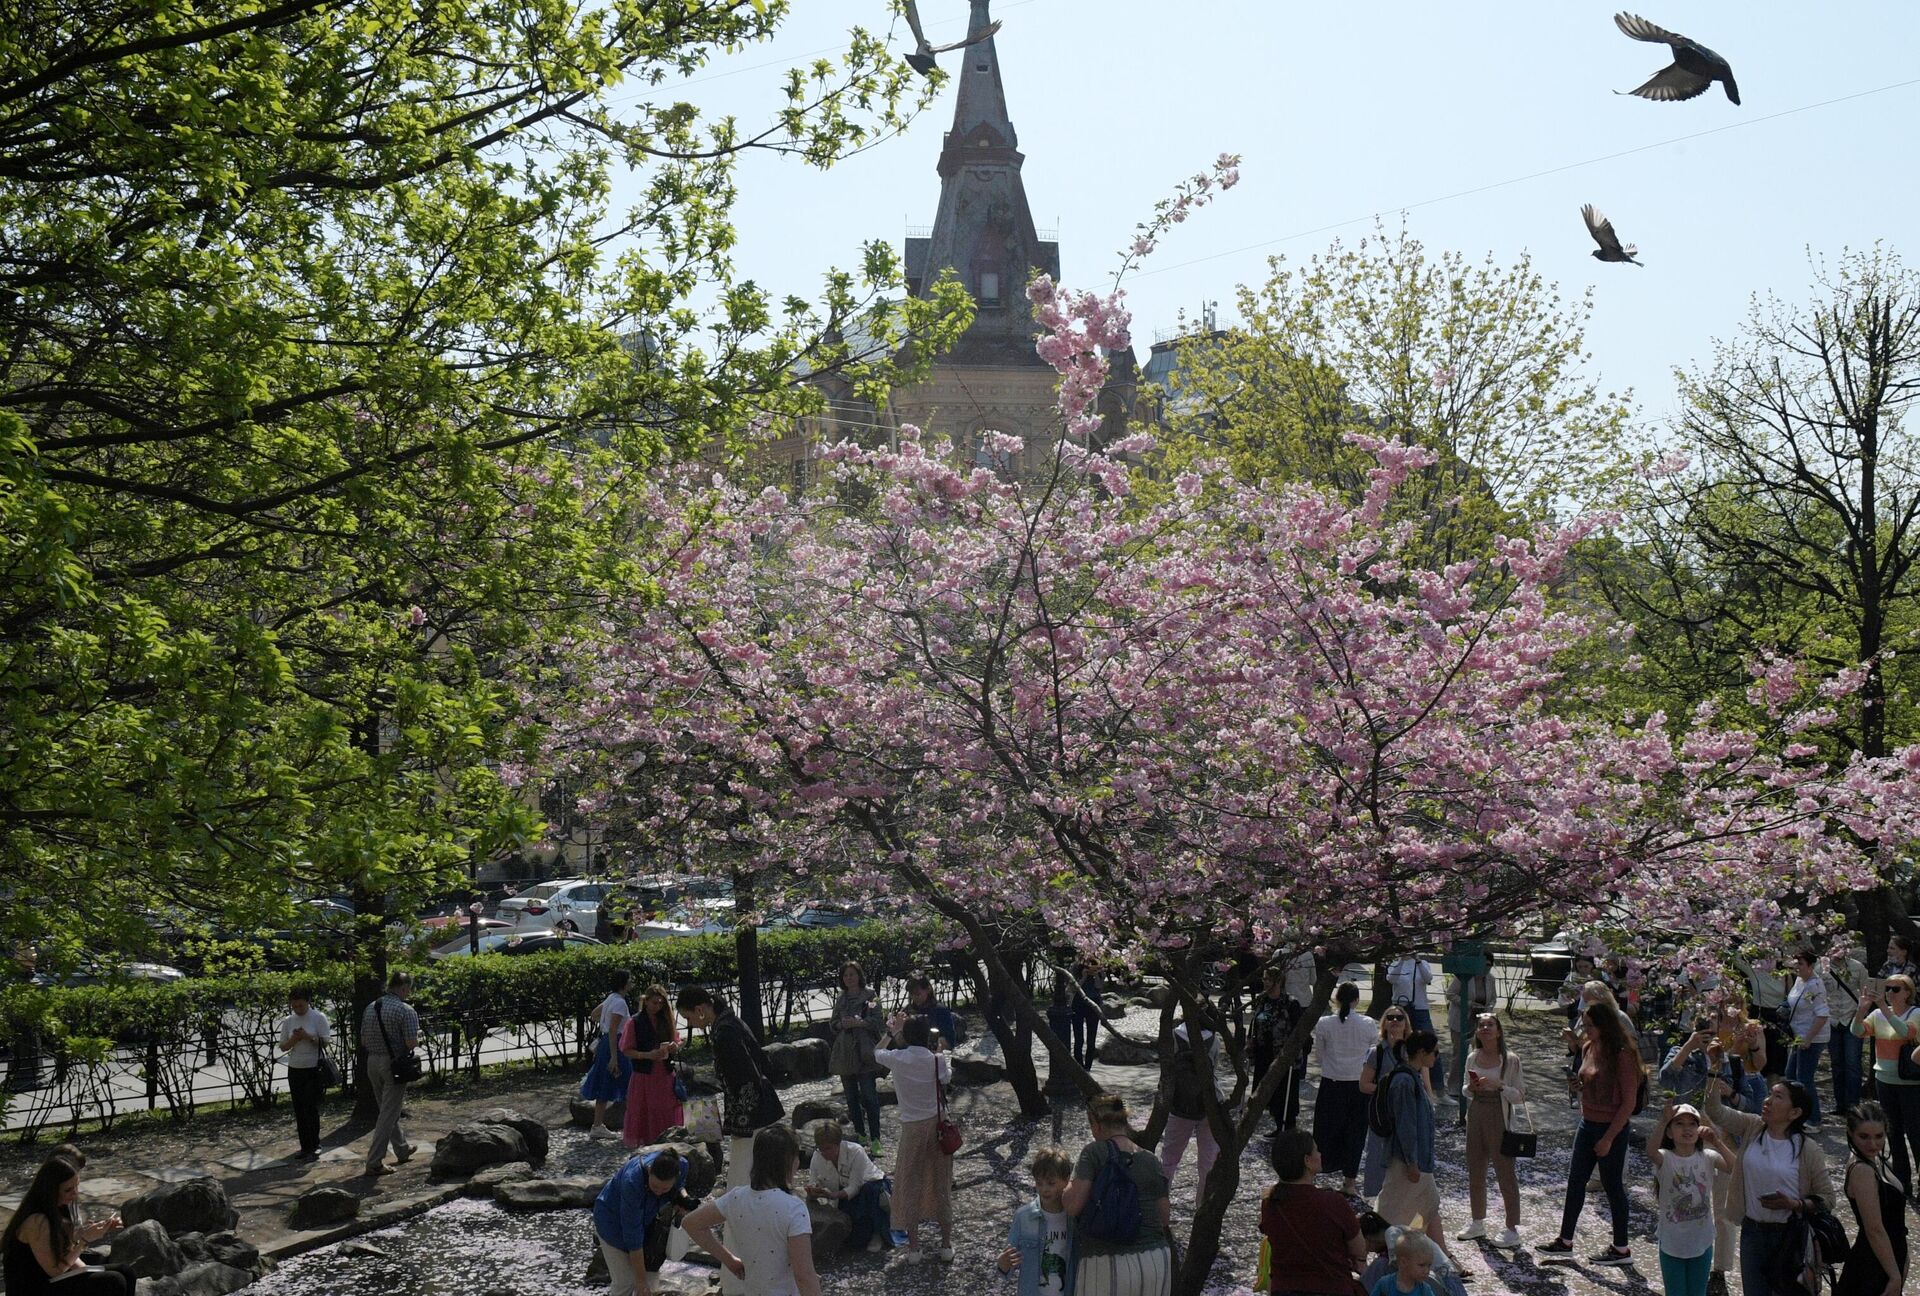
[874, 1080, 897, 1107]
[199, 1232, 265, 1277]
[110, 1218, 185, 1278]
[1144, 984, 1176, 1009]
[759, 1042, 800, 1086]
[806, 1200, 852, 1263]
[494, 1175, 603, 1211]
[681, 1066, 722, 1097]
[286, 1186, 359, 1231]
[460, 1160, 537, 1199]
[786, 1038, 830, 1082]
[1095, 1031, 1160, 1067]
[790, 1098, 841, 1127]
[142, 1261, 253, 1296]
[639, 1140, 719, 1201]
[430, 1122, 530, 1180]
[120, 1178, 238, 1237]
[569, 1097, 624, 1131]
[477, 1107, 551, 1161]
[948, 1053, 1005, 1087]
[1100, 996, 1127, 1020]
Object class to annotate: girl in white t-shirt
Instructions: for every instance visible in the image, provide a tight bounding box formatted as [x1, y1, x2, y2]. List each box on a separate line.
[581, 971, 633, 1139]
[683, 1124, 820, 1296]
[1647, 1100, 1731, 1296]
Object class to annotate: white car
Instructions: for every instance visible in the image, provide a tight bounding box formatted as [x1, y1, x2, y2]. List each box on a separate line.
[629, 902, 733, 941]
[494, 879, 608, 932]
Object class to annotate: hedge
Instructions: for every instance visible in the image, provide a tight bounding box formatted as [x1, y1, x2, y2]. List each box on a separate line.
[0, 920, 951, 1140]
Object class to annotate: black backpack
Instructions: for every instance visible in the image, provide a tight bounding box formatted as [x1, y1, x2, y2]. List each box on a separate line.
[1167, 1033, 1208, 1120]
[1368, 1064, 1411, 1140]
[1773, 1200, 1849, 1296]
[1077, 1140, 1143, 1245]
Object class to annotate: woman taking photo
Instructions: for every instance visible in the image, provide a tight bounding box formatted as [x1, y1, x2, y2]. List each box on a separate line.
[1539, 1000, 1641, 1266]
[621, 982, 682, 1149]
[1066, 1093, 1172, 1296]
[1701, 1077, 1833, 1296]
[1314, 983, 1380, 1196]
[1458, 1012, 1524, 1249]
[876, 1012, 954, 1263]
[682, 1124, 820, 1296]
[2, 1154, 127, 1295]
[1835, 1100, 1906, 1296]
[582, 970, 634, 1140]
[1852, 974, 1920, 1191]
[828, 962, 884, 1154]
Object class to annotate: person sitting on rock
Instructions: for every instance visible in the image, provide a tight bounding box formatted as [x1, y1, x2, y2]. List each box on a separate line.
[592, 1148, 693, 1296]
[804, 1120, 890, 1253]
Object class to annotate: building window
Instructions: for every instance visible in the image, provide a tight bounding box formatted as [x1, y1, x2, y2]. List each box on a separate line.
[978, 270, 1001, 305]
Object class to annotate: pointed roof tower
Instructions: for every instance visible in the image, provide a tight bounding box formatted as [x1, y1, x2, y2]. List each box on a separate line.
[904, 0, 1058, 366]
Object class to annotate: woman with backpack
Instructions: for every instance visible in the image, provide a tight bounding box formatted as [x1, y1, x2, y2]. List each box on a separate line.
[1361, 1030, 1453, 1264]
[1539, 1000, 1642, 1267]
[1701, 1077, 1835, 1296]
[1065, 1093, 1171, 1296]
[1852, 974, 1920, 1192]
[1315, 984, 1381, 1196]
[1359, 1006, 1413, 1195]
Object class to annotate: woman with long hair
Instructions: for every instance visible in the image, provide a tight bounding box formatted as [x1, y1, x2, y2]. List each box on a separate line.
[582, 970, 634, 1139]
[2, 1155, 127, 1295]
[621, 982, 683, 1148]
[682, 1124, 821, 1296]
[1853, 974, 1920, 1191]
[1835, 1100, 1907, 1296]
[1701, 1077, 1834, 1296]
[1359, 1005, 1412, 1194]
[1458, 1012, 1524, 1249]
[1313, 983, 1378, 1195]
[829, 961, 885, 1154]
[1540, 1000, 1642, 1266]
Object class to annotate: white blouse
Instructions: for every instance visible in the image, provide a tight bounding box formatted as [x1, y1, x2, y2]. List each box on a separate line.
[1314, 1011, 1383, 1082]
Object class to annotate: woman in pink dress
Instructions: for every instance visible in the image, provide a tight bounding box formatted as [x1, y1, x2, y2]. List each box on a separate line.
[621, 983, 683, 1148]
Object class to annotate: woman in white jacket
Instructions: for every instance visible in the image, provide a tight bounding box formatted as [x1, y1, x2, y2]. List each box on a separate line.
[1458, 1012, 1526, 1248]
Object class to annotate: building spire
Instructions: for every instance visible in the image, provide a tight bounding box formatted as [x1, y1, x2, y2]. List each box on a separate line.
[904, 0, 1057, 366]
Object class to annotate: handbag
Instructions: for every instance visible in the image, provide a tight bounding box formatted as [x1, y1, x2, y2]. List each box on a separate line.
[318, 1053, 343, 1089]
[373, 999, 423, 1084]
[934, 1069, 962, 1155]
[1500, 1100, 1537, 1159]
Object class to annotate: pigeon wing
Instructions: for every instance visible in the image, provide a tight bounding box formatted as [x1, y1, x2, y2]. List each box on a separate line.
[927, 18, 1002, 55]
[1582, 205, 1625, 256]
[1613, 12, 1687, 46]
[1627, 64, 1712, 101]
[900, 0, 933, 53]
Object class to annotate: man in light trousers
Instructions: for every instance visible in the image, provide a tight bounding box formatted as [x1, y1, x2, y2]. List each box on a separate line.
[359, 970, 419, 1176]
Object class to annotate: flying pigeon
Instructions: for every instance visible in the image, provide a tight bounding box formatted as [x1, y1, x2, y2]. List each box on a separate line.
[901, 0, 1002, 77]
[1613, 12, 1740, 104]
[1582, 205, 1642, 266]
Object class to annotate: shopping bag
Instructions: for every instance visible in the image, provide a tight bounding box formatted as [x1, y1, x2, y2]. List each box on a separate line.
[685, 1096, 722, 1142]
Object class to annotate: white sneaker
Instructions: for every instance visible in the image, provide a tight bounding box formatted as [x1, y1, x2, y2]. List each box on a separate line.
[1457, 1219, 1487, 1241]
[1491, 1228, 1522, 1249]
[935, 1246, 955, 1262]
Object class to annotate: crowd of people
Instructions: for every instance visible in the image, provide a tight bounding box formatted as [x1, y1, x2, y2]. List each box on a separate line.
[18, 944, 1920, 1296]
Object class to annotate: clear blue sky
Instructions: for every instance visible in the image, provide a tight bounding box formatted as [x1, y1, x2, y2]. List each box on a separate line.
[623, 2, 1920, 422]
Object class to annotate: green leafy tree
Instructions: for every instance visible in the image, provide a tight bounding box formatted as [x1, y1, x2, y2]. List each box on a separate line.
[0, 0, 959, 972]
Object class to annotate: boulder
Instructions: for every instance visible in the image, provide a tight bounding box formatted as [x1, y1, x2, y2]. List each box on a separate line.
[874, 1080, 897, 1107]
[200, 1232, 266, 1277]
[460, 1160, 537, 1199]
[494, 1175, 603, 1211]
[790, 1098, 841, 1127]
[786, 1037, 831, 1082]
[806, 1200, 852, 1264]
[430, 1122, 530, 1180]
[569, 1097, 625, 1131]
[1101, 996, 1128, 1019]
[141, 1262, 254, 1296]
[286, 1186, 360, 1231]
[948, 1053, 1005, 1087]
[1095, 1031, 1160, 1067]
[476, 1107, 551, 1161]
[758, 1042, 799, 1086]
[110, 1218, 185, 1279]
[173, 1234, 212, 1264]
[681, 1066, 722, 1097]
[1144, 984, 1175, 1009]
[120, 1178, 238, 1237]
[639, 1140, 719, 1201]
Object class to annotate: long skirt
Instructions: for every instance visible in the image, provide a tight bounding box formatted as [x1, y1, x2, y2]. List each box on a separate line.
[1074, 1247, 1172, 1296]
[580, 1033, 634, 1103]
[624, 1061, 683, 1148]
[889, 1116, 954, 1237]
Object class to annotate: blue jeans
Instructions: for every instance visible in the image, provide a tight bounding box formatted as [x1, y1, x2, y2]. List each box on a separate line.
[1785, 1042, 1823, 1122]
[1071, 1005, 1099, 1069]
[1409, 1008, 1445, 1095]
[841, 1074, 881, 1140]
[1558, 1118, 1630, 1247]
[1659, 1245, 1712, 1296]
[839, 1179, 889, 1249]
[1830, 1032, 1862, 1117]
[1740, 1219, 1794, 1296]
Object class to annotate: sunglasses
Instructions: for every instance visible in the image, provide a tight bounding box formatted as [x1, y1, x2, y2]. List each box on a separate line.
[1383, 1014, 1407, 1023]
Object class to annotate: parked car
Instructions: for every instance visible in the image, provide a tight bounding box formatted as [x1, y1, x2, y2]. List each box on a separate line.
[433, 931, 604, 958]
[629, 902, 732, 941]
[493, 879, 608, 932]
[764, 902, 870, 931]
[55, 961, 187, 987]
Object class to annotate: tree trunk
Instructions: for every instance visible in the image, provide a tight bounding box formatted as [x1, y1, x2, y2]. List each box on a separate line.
[349, 875, 388, 1122]
[733, 867, 763, 1037]
[966, 953, 1047, 1118]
